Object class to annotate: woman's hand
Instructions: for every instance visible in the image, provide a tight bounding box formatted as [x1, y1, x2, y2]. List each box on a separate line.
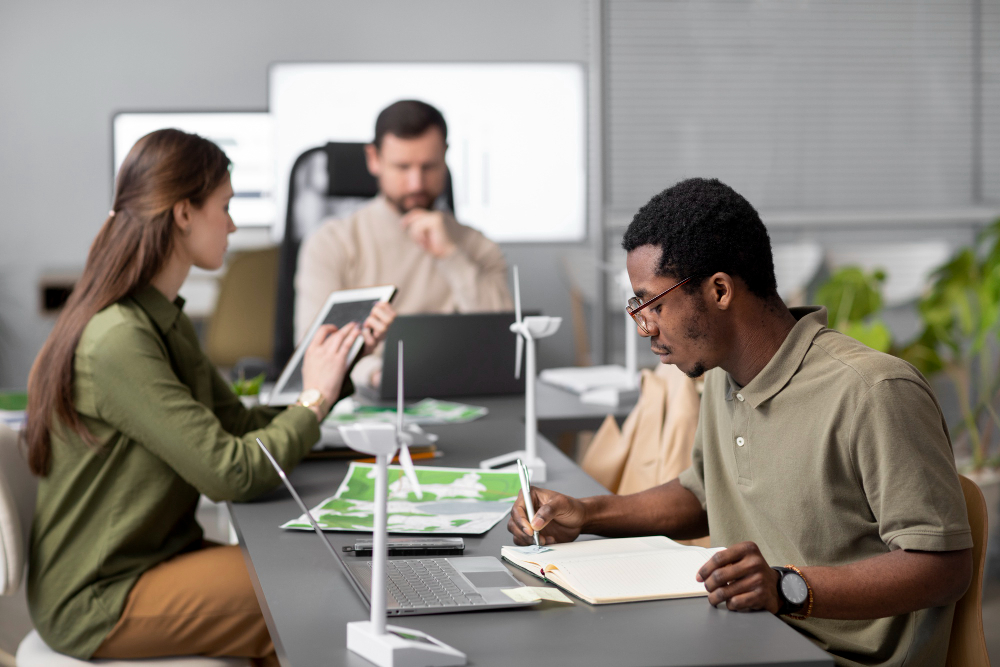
[300, 323, 362, 421]
[360, 302, 396, 357]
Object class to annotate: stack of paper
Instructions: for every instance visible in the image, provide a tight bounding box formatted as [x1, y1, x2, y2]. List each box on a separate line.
[539, 366, 640, 406]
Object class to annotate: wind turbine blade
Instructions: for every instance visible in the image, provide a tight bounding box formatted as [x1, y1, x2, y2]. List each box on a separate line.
[398, 444, 423, 500]
[513, 265, 522, 324]
[515, 335, 523, 379]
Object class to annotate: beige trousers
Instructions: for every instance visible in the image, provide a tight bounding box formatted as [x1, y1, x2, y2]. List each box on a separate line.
[92, 543, 279, 667]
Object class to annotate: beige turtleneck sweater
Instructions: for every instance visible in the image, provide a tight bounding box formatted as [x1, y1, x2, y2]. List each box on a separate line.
[295, 196, 513, 386]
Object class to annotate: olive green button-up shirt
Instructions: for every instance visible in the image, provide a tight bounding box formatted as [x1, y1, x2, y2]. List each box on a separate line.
[679, 307, 972, 667]
[28, 286, 327, 659]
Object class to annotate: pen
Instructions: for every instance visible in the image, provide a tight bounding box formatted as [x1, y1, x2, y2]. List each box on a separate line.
[517, 458, 540, 547]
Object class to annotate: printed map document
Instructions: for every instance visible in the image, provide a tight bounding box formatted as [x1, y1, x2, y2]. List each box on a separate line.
[324, 398, 488, 425]
[281, 462, 520, 534]
[501, 536, 724, 605]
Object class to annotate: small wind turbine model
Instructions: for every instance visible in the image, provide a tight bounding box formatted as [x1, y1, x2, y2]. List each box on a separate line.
[337, 341, 466, 667]
[479, 266, 561, 482]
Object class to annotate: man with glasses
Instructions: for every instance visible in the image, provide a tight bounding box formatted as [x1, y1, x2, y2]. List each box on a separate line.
[509, 178, 972, 666]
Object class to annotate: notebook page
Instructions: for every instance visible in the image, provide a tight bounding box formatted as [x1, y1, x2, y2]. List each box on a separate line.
[501, 536, 666, 571]
[556, 549, 721, 602]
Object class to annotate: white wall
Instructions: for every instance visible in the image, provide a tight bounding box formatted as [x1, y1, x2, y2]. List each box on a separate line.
[0, 0, 593, 388]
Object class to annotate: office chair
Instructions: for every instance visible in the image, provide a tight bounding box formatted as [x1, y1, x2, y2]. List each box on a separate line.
[946, 474, 991, 666]
[204, 246, 280, 369]
[272, 142, 454, 370]
[0, 424, 250, 667]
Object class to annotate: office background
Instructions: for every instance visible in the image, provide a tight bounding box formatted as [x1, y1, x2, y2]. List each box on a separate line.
[1, 0, 999, 661]
[3, 0, 998, 392]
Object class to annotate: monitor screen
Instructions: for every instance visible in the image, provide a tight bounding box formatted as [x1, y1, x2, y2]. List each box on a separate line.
[269, 63, 587, 243]
[112, 111, 276, 227]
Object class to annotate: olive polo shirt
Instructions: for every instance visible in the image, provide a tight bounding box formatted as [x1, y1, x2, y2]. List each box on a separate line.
[678, 307, 972, 667]
[28, 285, 327, 659]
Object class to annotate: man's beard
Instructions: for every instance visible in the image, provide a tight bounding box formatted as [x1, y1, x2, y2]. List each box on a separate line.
[652, 298, 710, 379]
[684, 362, 707, 379]
[386, 191, 434, 214]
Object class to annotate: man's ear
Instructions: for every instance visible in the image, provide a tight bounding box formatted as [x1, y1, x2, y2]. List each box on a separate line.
[364, 143, 381, 178]
[707, 272, 736, 310]
[172, 199, 192, 235]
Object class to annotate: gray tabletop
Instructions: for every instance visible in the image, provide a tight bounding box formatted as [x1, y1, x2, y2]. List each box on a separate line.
[229, 415, 832, 667]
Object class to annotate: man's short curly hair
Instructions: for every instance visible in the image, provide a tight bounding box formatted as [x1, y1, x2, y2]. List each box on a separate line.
[621, 178, 778, 300]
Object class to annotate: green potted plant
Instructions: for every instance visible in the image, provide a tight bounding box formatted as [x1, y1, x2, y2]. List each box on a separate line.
[815, 218, 1000, 485]
[896, 218, 1000, 480]
[231, 371, 266, 408]
[815, 266, 893, 354]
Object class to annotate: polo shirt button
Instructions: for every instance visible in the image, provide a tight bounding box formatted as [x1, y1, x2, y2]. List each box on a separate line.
[736, 393, 745, 402]
[736, 437, 745, 447]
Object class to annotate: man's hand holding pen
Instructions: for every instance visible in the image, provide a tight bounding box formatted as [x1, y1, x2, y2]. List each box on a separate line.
[508, 486, 588, 546]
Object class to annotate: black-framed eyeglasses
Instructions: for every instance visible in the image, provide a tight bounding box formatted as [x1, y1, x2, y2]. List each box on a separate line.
[625, 276, 693, 335]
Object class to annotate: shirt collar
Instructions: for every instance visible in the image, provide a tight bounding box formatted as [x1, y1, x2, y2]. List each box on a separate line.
[131, 284, 186, 335]
[726, 306, 828, 408]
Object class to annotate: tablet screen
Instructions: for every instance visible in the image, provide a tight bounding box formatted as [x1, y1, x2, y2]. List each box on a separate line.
[280, 298, 379, 395]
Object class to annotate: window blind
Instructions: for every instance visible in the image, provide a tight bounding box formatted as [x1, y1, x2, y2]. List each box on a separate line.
[606, 0, 978, 214]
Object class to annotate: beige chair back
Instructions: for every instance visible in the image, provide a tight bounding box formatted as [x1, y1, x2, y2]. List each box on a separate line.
[0, 423, 37, 596]
[946, 475, 990, 667]
[204, 246, 280, 367]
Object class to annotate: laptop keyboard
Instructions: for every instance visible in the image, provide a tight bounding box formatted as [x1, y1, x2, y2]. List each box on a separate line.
[373, 558, 489, 609]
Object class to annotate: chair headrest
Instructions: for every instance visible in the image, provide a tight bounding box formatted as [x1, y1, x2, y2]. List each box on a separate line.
[324, 142, 379, 198]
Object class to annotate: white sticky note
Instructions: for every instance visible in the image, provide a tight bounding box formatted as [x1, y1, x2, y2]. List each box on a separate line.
[507, 544, 553, 555]
[502, 586, 574, 604]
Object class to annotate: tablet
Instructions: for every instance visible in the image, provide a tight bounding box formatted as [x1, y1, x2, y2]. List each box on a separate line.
[266, 285, 396, 406]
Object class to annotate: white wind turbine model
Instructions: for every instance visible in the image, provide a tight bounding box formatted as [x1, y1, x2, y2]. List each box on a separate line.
[337, 341, 465, 667]
[479, 266, 561, 482]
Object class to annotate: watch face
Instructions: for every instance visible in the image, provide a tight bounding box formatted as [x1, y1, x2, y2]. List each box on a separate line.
[781, 572, 809, 606]
[299, 388, 322, 407]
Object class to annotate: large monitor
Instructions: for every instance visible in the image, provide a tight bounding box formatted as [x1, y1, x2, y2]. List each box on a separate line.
[112, 111, 276, 227]
[269, 63, 587, 243]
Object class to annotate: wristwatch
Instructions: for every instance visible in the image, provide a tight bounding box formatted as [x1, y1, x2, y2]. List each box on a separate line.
[295, 388, 325, 411]
[772, 566, 811, 618]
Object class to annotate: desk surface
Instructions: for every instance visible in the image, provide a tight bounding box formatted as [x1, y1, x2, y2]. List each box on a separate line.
[229, 415, 832, 667]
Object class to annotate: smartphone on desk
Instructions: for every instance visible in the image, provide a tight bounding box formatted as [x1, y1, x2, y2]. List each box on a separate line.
[343, 537, 465, 557]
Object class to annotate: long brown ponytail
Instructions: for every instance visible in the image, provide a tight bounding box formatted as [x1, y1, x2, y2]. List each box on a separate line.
[24, 129, 230, 475]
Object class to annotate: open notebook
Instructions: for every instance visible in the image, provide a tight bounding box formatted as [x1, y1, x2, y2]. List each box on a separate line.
[500, 536, 724, 605]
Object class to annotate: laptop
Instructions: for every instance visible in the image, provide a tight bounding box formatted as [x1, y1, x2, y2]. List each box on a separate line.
[253, 438, 538, 616]
[380, 312, 533, 400]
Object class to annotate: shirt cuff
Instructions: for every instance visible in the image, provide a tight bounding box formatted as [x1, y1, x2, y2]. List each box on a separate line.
[677, 465, 707, 510]
[885, 529, 974, 552]
[351, 354, 383, 389]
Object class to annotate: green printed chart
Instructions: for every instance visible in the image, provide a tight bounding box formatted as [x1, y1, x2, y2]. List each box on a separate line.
[281, 463, 521, 534]
[323, 399, 487, 426]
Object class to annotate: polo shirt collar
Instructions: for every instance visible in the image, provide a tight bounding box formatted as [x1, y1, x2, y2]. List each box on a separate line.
[726, 306, 827, 409]
[132, 284, 186, 335]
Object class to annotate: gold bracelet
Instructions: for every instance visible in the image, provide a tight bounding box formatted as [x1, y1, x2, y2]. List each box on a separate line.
[784, 564, 814, 620]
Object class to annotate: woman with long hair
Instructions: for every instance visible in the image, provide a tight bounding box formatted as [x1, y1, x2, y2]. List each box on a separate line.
[23, 128, 394, 666]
